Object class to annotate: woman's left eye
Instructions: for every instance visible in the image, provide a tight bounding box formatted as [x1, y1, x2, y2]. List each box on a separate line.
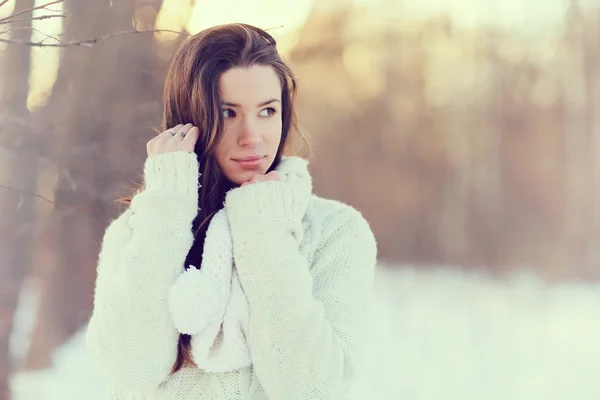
[259, 108, 276, 117]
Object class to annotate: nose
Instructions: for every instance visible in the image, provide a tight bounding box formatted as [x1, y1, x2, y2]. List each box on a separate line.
[238, 117, 262, 147]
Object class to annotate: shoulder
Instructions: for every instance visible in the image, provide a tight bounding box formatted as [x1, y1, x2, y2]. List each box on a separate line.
[308, 195, 377, 257]
[309, 195, 363, 228]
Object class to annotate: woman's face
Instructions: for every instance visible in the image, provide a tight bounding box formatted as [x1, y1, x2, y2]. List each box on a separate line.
[215, 65, 283, 186]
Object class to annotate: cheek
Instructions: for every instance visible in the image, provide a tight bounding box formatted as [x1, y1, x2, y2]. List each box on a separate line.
[267, 118, 283, 143]
[214, 136, 232, 173]
[215, 125, 234, 155]
[214, 139, 225, 161]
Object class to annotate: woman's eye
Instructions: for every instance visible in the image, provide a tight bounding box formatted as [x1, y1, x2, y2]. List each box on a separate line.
[259, 107, 276, 117]
[223, 109, 236, 118]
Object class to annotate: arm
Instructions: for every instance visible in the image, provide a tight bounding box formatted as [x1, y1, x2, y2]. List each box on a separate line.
[86, 151, 199, 391]
[225, 181, 377, 399]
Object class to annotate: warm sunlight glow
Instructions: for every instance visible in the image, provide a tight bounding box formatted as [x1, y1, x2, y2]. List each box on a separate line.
[185, 0, 315, 56]
[26, 0, 63, 112]
[342, 42, 384, 100]
[153, 0, 194, 43]
[6, 0, 592, 114]
[359, 0, 584, 33]
[0, 0, 15, 19]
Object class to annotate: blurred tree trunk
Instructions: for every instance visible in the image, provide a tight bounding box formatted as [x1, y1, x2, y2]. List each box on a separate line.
[0, 0, 36, 396]
[439, 104, 471, 264]
[26, 0, 166, 369]
[581, 9, 600, 280]
[473, 31, 506, 269]
[562, 3, 590, 279]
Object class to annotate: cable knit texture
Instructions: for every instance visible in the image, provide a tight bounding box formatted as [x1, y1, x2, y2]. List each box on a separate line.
[169, 209, 233, 338]
[86, 150, 378, 399]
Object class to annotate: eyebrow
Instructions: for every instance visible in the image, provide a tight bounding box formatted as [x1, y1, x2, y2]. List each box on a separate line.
[221, 99, 281, 108]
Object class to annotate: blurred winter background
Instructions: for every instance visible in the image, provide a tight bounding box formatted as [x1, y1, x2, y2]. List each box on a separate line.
[2, 0, 600, 399]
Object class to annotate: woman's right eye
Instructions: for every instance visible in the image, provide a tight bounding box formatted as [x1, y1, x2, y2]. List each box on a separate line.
[223, 109, 236, 118]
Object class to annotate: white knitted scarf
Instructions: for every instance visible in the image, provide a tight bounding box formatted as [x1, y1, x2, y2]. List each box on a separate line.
[167, 156, 312, 373]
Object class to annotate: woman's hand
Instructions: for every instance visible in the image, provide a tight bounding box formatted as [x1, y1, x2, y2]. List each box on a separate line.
[146, 123, 199, 157]
[240, 171, 281, 187]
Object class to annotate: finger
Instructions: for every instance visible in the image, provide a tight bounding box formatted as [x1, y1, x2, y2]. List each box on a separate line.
[167, 123, 192, 146]
[243, 177, 258, 185]
[266, 171, 281, 181]
[149, 125, 178, 148]
[158, 125, 183, 146]
[168, 124, 188, 139]
[163, 124, 183, 137]
[180, 126, 199, 152]
[149, 125, 185, 156]
[150, 129, 173, 155]
[162, 124, 191, 154]
[178, 123, 194, 137]
[243, 176, 259, 186]
[146, 140, 154, 156]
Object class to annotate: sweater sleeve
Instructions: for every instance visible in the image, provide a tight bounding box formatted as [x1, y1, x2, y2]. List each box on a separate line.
[86, 151, 200, 391]
[225, 181, 377, 399]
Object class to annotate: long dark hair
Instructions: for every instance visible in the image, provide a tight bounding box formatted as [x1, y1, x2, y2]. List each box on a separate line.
[119, 23, 307, 373]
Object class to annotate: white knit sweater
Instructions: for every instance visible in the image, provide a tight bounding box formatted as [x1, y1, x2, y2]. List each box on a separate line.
[86, 151, 378, 400]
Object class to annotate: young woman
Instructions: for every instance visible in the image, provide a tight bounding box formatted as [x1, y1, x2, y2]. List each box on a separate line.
[86, 23, 377, 399]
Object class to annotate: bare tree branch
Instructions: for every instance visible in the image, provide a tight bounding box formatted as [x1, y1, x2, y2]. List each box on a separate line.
[0, 13, 67, 26]
[0, 0, 186, 48]
[0, 0, 65, 24]
[0, 183, 55, 205]
[29, 25, 67, 45]
[39, 7, 64, 13]
[0, 28, 186, 47]
[0, 182, 113, 217]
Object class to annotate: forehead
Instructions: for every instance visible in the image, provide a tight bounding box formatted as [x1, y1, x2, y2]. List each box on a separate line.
[219, 65, 281, 103]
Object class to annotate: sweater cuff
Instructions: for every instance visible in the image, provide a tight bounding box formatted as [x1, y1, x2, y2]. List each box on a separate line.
[143, 151, 200, 201]
[225, 180, 307, 224]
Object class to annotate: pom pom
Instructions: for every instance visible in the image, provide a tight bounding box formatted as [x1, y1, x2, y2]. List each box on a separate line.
[169, 267, 228, 335]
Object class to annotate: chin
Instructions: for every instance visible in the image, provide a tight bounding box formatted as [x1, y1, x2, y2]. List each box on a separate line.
[225, 158, 272, 185]
[224, 168, 262, 187]
[227, 174, 247, 186]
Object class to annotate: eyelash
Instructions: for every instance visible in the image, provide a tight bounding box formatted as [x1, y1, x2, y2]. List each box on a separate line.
[223, 108, 276, 118]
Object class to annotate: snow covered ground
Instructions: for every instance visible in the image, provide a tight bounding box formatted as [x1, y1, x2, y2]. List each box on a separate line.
[9, 265, 600, 400]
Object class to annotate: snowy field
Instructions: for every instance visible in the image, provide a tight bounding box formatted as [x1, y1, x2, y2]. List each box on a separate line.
[9, 265, 600, 400]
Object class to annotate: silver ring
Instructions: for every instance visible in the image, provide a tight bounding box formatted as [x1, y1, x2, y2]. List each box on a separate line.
[180, 131, 186, 138]
[169, 130, 176, 136]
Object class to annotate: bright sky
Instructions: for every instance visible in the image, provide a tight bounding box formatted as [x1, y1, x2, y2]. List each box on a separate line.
[359, 0, 595, 32]
[28, 0, 63, 111]
[1, 0, 596, 112]
[153, 0, 315, 55]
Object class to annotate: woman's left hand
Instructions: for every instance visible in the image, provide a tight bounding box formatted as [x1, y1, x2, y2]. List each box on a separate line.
[240, 171, 281, 187]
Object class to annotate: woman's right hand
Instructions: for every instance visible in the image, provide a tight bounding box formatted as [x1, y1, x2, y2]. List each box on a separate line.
[146, 123, 199, 157]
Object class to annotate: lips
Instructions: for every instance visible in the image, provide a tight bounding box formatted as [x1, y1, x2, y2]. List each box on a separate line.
[232, 155, 265, 170]
[232, 155, 264, 162]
